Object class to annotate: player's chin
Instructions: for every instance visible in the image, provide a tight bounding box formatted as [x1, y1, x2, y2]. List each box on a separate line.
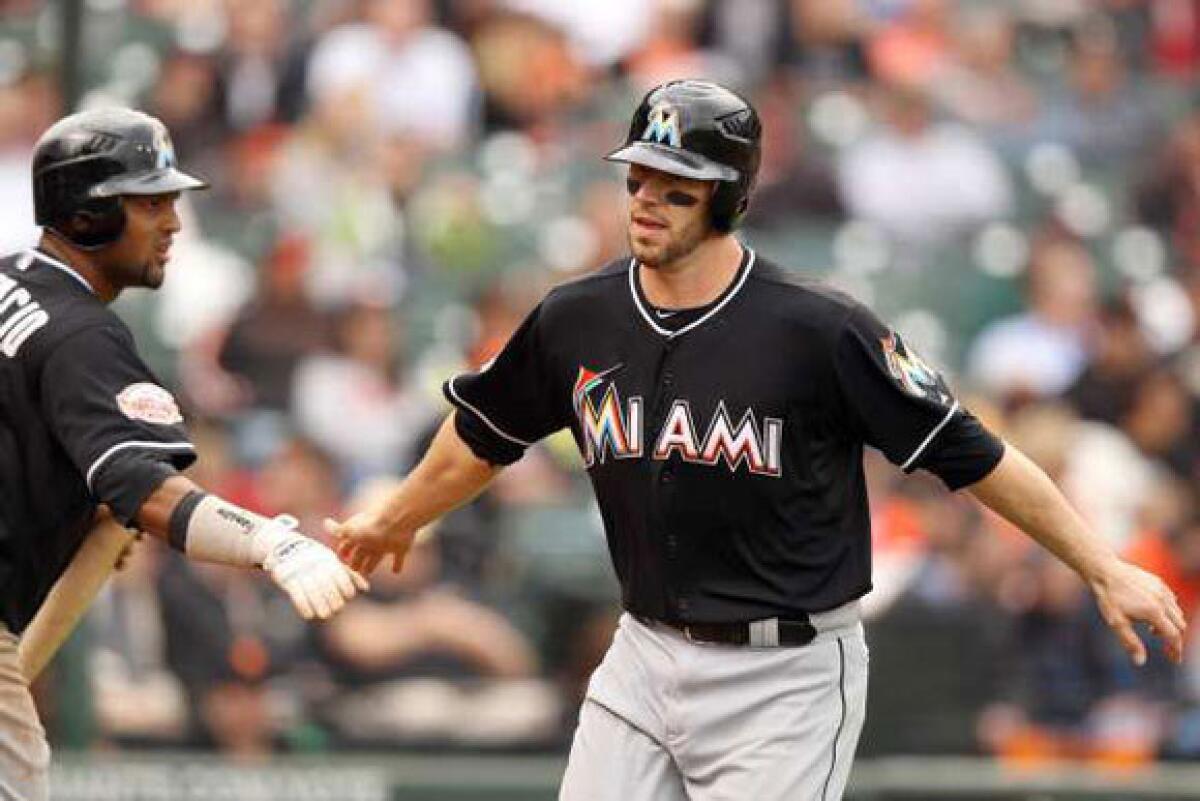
[629, 237, 667, 269]
[142, 260, 166, 289]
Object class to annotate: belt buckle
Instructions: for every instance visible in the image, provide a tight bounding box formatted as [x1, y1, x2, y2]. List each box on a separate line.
[681, 624, 698, 644]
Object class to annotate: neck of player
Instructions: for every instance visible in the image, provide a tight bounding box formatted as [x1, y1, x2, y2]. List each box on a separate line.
[38, 234, 120, 304]
[639, 234, 743, 310]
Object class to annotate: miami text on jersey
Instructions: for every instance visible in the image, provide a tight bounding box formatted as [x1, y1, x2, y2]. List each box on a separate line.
[573, 366, 783, 477]
[0, 275, 49, 358]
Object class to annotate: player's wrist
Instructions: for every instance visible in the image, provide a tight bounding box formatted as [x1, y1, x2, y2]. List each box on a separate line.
[172, 493, 292, 569]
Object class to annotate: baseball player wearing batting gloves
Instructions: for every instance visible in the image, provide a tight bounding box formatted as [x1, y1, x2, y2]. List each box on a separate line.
[330, 81, 1186, 801]
[0, 108, 366, 800]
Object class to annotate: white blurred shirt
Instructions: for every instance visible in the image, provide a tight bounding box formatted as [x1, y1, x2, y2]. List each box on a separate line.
[837, 123, 1013, 247]
[307, 23, 477, 147]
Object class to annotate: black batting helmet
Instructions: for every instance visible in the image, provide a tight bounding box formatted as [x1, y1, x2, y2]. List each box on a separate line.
[605, 79, 762, 232]
[32, 107, 208, 249]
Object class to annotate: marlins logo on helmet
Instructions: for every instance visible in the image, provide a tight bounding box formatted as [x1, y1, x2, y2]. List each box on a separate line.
[642, 104, 682, 148]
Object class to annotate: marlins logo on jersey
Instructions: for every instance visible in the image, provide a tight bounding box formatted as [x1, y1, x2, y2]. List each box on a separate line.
[573, 365, 642, 466]
[572, 364, 782, 477]
[642, 104, 682, 148]
[880, 331, 952, 405]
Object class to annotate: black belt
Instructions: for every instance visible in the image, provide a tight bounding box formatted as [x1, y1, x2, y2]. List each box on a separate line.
[642, 615, 818, 647]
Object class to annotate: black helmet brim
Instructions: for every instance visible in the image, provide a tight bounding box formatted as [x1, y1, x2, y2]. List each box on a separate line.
[605, 142, 739, 183]
[89, 167, 209, 198]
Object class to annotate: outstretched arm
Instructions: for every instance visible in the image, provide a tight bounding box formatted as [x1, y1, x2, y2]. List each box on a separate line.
[136, 474, 367, 621]
[327, 414, 501, 574]
[968, 443, 1187, 665]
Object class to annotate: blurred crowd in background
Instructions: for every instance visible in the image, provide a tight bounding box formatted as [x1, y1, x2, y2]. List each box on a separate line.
[4, 0, 1200, 768]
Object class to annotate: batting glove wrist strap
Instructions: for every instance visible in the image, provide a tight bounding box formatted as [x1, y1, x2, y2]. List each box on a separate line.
[181, 494, 282, 568]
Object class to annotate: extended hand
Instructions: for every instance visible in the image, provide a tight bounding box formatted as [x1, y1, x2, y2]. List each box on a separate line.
[261, 518, 369, 620]
[1091, 558, 1187, 665]
[325, 512, 416, 575]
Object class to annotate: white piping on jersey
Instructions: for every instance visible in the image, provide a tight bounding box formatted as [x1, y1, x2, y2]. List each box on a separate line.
[628, 248, 756, 339]
[446, 376, 535, 447]
[25, 249, 96, 295]
[900, 400, 960, 471]
[86, 441, 196, 491]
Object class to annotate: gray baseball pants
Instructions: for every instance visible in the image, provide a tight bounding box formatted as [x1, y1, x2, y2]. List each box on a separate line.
[560, 604, 868, 801]
[0, 628, 49, 801]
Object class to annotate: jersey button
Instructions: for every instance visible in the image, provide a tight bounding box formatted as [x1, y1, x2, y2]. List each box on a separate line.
[662, 370, 674, 387]
[660, 468, 674, 483]
[676, 598, 690, 614]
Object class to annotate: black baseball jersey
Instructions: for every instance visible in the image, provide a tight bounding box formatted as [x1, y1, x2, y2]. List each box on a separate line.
[445, 247, 1004, 623]
[0, 249, 195, 633]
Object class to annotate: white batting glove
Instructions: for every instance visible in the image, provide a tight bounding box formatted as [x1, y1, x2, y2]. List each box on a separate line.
[259, 517, 369, 620]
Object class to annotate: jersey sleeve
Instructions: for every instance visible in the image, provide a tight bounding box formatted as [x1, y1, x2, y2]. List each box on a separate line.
[831, 305, 1004, 489]
[40, 325, 196, 523]
[443, 302, 567, 465]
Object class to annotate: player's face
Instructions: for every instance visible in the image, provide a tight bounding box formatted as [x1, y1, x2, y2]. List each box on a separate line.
[102, 193, 182, 290]
[625, 164, 715, 269]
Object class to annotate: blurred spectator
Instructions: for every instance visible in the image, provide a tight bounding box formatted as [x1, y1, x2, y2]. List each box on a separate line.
[253, 436, 345, 531]
[193, 124, 289, 262]
[861, 475, 1011, 755]
[743, 78, 845, 229]
[1066, 294, 1155, 426]
[1148, 0, 1200, 79]
[271, 44, 403, 305]
[316, 482, 556, 746]
[158, 555, 293, 758]
[214, 234, 331, 414]
[89, 545, 188, 746]
[967, 237, 1098, 400]
[472, 11, 588, 135]
[1008, 402, 1152, 553]
[698, 0, 793, 85]
[623, 0, 740, 88]
[1030, 19, 1160, 167]
[836, 82, 1013, 248]
[306, 0, 478, 148]
[0, 70, 57, 253]
[927, 6, 1037, 149]
[866, 0, 953, 88]
[213, 0, 310, 131]
[1119, 368, 1198, 481]
[292, 301, 432, 481]
[1135, 108, 1200, 271]
[980, 556, 1150, 765]
[145, 51, 225, 174]
[504, 0, 655, 70]
[787, 0, 870, 82]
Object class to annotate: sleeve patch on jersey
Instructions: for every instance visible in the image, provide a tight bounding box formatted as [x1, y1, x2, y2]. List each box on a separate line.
[880, 332, 952, 404]
[116, 383, 183, 425]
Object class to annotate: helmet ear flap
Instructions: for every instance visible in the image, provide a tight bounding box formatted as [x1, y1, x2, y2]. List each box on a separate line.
[710, 180, 750, 233]
[55, 197, 125, 249]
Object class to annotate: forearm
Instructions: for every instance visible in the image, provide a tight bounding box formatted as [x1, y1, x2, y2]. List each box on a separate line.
[967, 443, 1119, 584]
[134, 474, 199, 541]
[372, 414, 501, 536]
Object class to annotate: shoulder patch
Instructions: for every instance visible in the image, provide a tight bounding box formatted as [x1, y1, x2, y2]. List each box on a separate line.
[880, 331, 952, 404]
[116, 383, 183, 425]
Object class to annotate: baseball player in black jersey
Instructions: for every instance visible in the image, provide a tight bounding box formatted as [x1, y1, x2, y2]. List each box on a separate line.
[0, 108, 366, 800]
[330, 80, 1186, 800]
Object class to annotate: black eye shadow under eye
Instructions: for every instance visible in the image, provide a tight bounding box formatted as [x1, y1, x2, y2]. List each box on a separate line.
[665, 190, 699, 207]
[626, 177, 642, 195]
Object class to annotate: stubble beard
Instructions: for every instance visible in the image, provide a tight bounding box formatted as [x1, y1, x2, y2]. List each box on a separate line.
[629, 218, 710, 271]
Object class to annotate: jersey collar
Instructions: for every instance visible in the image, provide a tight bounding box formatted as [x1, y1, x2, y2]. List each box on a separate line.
[24, 249, 98, 295]
[629, 246, 755, 339]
